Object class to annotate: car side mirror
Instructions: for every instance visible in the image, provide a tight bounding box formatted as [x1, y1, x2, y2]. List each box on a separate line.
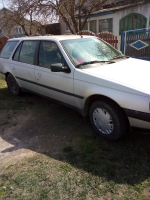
[51, 63, 71, 73]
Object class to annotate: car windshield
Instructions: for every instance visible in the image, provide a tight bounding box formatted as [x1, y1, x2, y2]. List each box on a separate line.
[61, 37, 124, 67]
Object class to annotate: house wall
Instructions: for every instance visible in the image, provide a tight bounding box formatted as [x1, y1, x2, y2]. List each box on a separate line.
[60, 18, 67, 34]
[61, 2, 150, 49]
[0, 8, 41, 38]
[112, 3, 150, 48]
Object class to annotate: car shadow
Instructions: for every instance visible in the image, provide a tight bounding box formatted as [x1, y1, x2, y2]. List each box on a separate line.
[0, 91, 150, 186]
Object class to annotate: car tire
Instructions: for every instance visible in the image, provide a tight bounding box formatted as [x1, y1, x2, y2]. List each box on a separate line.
[7, 74, 21, 96]
[89, 100, 128, 140]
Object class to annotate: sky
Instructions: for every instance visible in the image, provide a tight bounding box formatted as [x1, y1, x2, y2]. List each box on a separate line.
[0, 2, 3, 9]
[0, 0, 6, 9]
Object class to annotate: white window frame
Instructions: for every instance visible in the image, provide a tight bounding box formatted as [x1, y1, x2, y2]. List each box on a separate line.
[15, 26, 24, 35]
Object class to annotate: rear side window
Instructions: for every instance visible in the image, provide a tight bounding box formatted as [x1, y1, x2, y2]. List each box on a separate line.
[19, 41, 38, 65]
[0, 41, 19, 59]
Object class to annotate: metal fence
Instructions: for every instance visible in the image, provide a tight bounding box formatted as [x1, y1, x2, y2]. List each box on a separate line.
[121, 29, 150, 61]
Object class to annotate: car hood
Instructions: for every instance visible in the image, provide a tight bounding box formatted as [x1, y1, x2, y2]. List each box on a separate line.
[81, 58, 150, 96]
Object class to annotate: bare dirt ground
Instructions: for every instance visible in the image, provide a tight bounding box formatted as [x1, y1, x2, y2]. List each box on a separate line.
[0, 109, 37, 170]
[0, 97, 84, 173]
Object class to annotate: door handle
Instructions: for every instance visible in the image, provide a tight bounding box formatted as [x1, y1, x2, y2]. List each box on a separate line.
[36, 73, 42, 81]
[37, 73, 42, 78]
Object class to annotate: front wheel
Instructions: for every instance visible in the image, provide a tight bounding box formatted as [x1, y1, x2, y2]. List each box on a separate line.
[89, 100, 128, 140]
[7, 74, 20, 96]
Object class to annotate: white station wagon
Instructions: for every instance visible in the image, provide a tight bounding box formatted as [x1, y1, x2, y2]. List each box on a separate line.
[0, 35, 150, 140]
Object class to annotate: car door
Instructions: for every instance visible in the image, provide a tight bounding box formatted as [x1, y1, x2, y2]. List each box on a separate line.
[34, 40, 75, 107]
[11, 40, 39, 93]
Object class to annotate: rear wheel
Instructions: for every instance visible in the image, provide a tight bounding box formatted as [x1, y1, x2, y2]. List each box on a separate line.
[89, 100, 128, 140]
[7, 74, 20, 96]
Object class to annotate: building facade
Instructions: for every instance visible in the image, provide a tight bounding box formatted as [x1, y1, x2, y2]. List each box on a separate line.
[60, 1, 150, 48]
[0, 8, 41, 38]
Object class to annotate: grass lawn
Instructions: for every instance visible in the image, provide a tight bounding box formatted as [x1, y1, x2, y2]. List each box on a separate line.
[0, 76, 150, 200]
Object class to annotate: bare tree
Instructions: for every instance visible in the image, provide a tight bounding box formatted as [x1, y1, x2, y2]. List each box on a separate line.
[36, 0, 113, 34]
[36, 0, 148, 34]
[0, 0, 42, 36]
[1, 0, 146, 36]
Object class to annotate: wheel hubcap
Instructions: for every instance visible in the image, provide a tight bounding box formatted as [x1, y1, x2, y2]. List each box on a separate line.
[93, 108, 114, 134]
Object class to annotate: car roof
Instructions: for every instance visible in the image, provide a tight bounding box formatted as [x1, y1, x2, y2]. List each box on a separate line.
[9, 35, 95, 42]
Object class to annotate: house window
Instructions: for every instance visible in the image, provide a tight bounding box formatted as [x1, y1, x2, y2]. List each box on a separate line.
[81, 22, 88, 30]
[15, 26, 24, 34]
[99, 18, 113, 32]
[90, 20, 96, 33]
[119, 13, 147, 35]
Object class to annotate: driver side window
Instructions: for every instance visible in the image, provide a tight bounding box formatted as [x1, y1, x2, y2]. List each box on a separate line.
[38, 41, 65, 68]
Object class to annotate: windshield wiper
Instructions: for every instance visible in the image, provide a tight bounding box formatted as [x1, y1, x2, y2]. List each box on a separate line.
[76, 60, 114, 68]
[110, 55, 129, 60]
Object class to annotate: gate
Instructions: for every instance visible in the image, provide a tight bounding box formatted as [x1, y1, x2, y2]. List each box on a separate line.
[121, 29, 150, 61]
[77, 31, 118, 49]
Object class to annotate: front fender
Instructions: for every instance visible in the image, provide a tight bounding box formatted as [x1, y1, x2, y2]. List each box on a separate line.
[74, 79, 150, 115]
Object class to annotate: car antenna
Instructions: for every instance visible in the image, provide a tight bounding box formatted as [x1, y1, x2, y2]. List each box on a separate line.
[80, 35, 83, 38]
